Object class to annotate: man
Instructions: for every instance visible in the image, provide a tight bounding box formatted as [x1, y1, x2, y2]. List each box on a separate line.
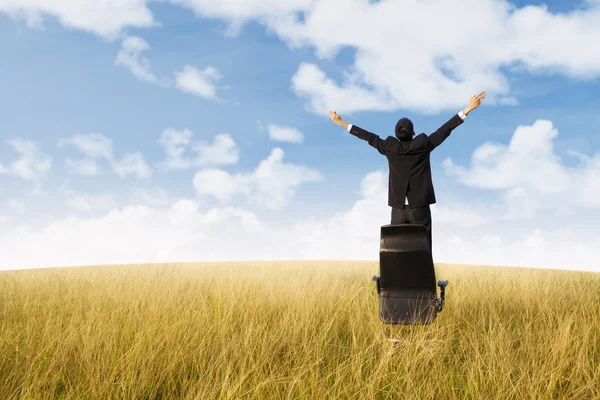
[328, 91, 486, 250]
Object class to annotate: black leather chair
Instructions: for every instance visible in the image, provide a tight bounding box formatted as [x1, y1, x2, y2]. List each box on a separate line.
[372, 224, 448, 324]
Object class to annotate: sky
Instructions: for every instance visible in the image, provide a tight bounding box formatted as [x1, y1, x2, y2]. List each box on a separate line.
[1, 0, 600, 271]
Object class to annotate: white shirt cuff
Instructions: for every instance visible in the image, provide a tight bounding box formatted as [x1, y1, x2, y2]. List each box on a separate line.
[347, 124, 353, 132]
[458, 110, 466, 120]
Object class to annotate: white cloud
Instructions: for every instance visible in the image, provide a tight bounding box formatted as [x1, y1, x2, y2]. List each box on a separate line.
[58, 133, 152, 179]
[443, 120, 567, 192]
[111, 152, 153, 179]
[133, 187, 175, 207]
[429, 203, 487, 228]
[287, 171, 389, 258]
[192, 133, 239, 166]
[0, 139, 51, 181]
[17, 0, 600, 115]
[115, 36, 164, 85]
[1, 167, 598, 272]
[193, 168, 250, 203]
[65, 158, 100, 176]
[115, 38, 226, 99]
[174, 65, 222, 99]
[64, 190, 117, 212]
[7, 1, 600, 117]
[193, 147, 322, 210]
[287, 1, 600, 115]
[7, 200, 26, 214]
[0, 0, 156, 40]
[252, 148, 323, 209]
[157, 128, 193, 169]
[161, 0, 600, 115]
[115, 38, 224, 99]
[442, 119, 600, 217]
[266, 123, 304, 143]
[158, 128, 239, 169]
[0, 200, 265, 270]
[58, 133, 113, 159]
[168, 0, 313, 36]
[291, 63, 399, 116]
[285, 170, 600, 271]
[0, 200, 26, 217]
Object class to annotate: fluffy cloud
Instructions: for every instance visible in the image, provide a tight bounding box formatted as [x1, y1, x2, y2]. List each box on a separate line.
[0, 200, 26, 216]
[168, 0, 314, 36]
[192, 169, 250, 203]
[0, 0, 156, 40]
[63, 190, 117, 212]
[286, 1, 600, 115]
[266, 123, 304, 143]
[58, 133, 113, 159]
[114, 36, 164, 85]
[157, 128, 239, 169]
[192, 147, 322, 209]
[133, 187, 174, 207]
[432, 227, 600, 272]
[58, 133, 152, 180]
[163, 0, 600, 115]
[192, 134, 239, 166]
[291, 63, 399, 116]
[442, 119, 600, 217]
[0, 200, 265, 270]
[112, 152, 152, 179]
[115, 37, 224, 99]
[0, 139, 51, 181]
[6, 200, 26, 214]
[1, 166, 598, 271]
[285, 170, 600, 271]
[59, 134, 110, 177]
[288, 170, 388, 260]
[0, 200, 25, 225]
[174, 65, 222, 99]
[10, 1, 600, 114]
[65, 158, 100, 176]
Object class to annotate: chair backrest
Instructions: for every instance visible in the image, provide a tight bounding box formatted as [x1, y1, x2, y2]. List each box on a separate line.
[379, 224, 436, 293]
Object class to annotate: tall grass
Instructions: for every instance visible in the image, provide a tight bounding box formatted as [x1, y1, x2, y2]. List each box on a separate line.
[1, 261, 599, 399]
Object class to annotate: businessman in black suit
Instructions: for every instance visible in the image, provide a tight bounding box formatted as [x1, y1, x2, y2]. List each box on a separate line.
[328, 91, 486, 250]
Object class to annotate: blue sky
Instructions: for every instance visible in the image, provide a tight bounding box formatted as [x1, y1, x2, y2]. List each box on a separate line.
[1, 0, 600, 271]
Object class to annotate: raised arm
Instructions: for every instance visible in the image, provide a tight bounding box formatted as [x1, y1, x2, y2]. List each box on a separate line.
[328, 110, 386, 155]
[428, 91, 486, 151]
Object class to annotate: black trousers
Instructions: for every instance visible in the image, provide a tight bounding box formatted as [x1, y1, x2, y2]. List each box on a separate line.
[391, 205, 432, 250]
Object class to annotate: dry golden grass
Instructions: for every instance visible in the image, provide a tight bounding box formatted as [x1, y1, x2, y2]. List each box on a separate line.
[1, 260, 599, 399]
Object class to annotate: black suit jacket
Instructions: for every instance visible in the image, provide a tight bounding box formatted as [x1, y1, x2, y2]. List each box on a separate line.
[349, 114, 464, 208]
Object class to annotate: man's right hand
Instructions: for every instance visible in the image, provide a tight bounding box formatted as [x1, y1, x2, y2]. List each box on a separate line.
[463, 91, 486, 116]
[328, 110, 350, 129]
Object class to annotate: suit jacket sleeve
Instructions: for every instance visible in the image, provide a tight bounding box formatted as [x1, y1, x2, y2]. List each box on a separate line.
[427, 114, 465, 151]
[348, 125, 387, 155]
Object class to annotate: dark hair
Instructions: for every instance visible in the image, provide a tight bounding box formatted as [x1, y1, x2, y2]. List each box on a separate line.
[395, 118, 414, 141]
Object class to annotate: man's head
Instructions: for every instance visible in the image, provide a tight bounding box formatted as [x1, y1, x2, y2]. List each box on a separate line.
[395, 118, 414, 141]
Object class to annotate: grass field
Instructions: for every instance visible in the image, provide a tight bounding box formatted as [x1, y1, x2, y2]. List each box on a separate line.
[1, 261, 599, 399]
